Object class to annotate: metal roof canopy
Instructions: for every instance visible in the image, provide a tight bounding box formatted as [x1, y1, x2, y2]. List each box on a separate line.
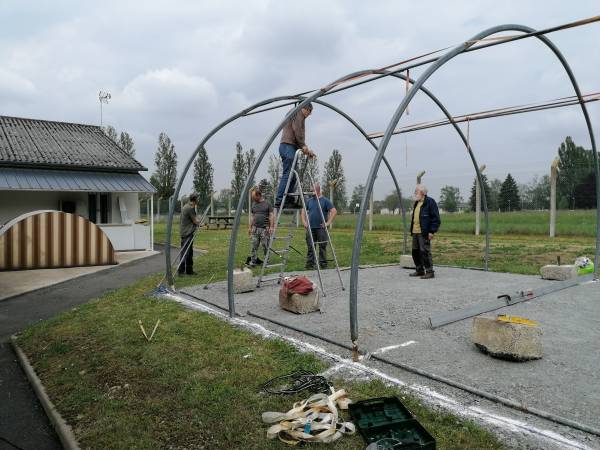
[0, 167, 156, 193]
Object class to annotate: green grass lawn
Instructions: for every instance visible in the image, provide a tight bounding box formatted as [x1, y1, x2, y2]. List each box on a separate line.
[15, 211, 596, 449]
[332, 209, 597, 236]
[155, 214, 596, 284]
[17, 275, 506, 449]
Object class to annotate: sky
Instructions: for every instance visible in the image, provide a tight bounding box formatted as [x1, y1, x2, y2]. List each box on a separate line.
[1, 1, 599, 203]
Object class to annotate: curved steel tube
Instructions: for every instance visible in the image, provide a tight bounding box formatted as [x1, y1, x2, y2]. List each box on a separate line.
[165, 92, 407, 285]
[350, 24, 599, 343]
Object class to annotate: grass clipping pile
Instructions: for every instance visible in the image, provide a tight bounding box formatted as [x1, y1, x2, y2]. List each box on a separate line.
[262, 388, 355, 444]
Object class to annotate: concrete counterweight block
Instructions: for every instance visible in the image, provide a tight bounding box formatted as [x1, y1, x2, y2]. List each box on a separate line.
[400, 254, 415, 269]
[279, 289, 321, 314]
[233, 268, 255, 293]
[471, 317, 543, 361]
[540, 264, 577, 281]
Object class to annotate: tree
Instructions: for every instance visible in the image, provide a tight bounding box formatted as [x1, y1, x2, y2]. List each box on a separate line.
[350, 184, 366, 213]
[192, 147, 214, 210]
[557, 136, 593, 209]
[573, 171, 596, 209]
[488, 178, 502, 211]
[439, 185, 462, 213]
[244, 148, 256, 189]
[468, 174, 491, 212]
[104, 125, 118, 143]
[230, 142, 246, 208]
[119, 131, 135, 157]
[498, 173, 521, 211]
[150, 132, 178, 219]
[519, 175, 550, 210]
[258, 178, 269, 195]
[267, 154, 281, 202]
[322, 149, 347, 209]
[382, 191, 401, 212]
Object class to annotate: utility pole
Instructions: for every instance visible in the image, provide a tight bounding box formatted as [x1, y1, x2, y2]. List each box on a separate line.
[475, 164, 486, 236]
[550, 158, 559, 237]
[98, 90, 111, 127]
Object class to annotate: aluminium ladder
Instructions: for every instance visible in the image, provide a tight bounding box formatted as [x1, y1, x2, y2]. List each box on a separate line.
[256, 149, 344, 296]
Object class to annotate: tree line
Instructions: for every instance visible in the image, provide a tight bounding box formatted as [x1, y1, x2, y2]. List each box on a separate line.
[106, 128, 597, 215]
[437, 136, 597, 213]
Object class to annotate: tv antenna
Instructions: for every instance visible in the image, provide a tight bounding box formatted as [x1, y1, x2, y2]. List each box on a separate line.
[98, 90, 111, 127]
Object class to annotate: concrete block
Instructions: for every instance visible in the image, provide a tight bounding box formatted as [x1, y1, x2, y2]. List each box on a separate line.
[400, 254, 415, 269]
[233, 268, 255, 293]
[540, 264, 577, 281]
[279, 288, 321, 314]
[471, 317, 542, 361]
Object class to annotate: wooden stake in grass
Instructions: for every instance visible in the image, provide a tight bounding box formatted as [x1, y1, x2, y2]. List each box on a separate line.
[139, 319, 161, 342]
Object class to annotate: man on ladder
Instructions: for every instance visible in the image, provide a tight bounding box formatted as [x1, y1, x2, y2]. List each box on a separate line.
[301, 183, 337, 270]
[275, 102, 316, 210]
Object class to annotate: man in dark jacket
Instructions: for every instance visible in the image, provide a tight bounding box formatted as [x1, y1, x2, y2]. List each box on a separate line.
[275, 103, 316, 209]
[409, 184, 441, 279]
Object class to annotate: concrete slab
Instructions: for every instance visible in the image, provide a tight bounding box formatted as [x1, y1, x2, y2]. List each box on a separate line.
[0, 250, 159, 301]
[181, 266, 600, 431]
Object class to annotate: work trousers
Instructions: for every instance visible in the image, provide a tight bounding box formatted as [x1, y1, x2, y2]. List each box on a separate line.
[411, 233, 433, 273]
[275, 143, 298, 207]
[250, 227, 269, 264]
[306, 227, 328, 268]
[178, 234, 195, 275]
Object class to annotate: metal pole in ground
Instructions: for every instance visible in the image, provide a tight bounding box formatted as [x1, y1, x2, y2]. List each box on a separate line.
[476, 165, 486, 236]
[550, 158, 559, 238]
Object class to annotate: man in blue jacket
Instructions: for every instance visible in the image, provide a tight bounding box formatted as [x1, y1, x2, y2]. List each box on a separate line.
[409, 184, 441, 279]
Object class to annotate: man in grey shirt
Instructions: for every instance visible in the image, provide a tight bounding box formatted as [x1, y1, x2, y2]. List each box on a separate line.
[179, 193, 201, 275]
[248, 187, 274, 266]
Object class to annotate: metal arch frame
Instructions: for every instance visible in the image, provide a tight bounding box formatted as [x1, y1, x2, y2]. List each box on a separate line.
[223, 70, 493, 317]
[166, 68, 493, 310]
[164, 90, 406, 286]
[349, 24, 600, 344]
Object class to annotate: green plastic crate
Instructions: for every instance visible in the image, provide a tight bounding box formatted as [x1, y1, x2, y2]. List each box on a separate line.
[349, 397, 436, 449]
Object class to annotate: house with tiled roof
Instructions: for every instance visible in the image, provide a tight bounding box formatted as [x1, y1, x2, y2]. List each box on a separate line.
[0, 115, 155, 267]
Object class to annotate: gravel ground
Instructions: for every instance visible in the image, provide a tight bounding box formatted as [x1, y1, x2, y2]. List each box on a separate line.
[181, 265, 600, 449]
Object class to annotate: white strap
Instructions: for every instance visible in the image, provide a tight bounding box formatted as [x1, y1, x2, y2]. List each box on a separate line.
[262, 389, 355, 444]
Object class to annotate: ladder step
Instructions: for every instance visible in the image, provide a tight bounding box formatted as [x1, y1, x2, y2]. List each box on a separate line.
[271, 235, 293, 240]
[259, 276, 283, 283]
[265, 263, 284, 268]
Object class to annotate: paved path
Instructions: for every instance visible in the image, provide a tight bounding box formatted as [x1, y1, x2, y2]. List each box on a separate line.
[0, 249, 166, 450]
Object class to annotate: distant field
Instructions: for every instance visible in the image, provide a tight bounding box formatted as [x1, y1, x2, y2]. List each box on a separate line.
[332, 209, 597, 236]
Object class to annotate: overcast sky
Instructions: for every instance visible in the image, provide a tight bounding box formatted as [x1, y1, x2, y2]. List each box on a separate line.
[1, 1, 599, 202]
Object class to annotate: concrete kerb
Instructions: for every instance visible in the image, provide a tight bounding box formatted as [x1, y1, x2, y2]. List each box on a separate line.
[11, 335, 81, 450]
[0, 250, 160, 303]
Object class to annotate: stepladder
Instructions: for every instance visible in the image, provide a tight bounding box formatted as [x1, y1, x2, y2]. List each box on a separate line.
[256, 149, 345, 296]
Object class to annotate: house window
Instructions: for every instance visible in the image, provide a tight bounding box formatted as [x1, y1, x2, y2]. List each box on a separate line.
[100, 193, 110, 223]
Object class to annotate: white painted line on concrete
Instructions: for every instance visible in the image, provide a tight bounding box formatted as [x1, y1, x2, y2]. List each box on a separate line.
[169, 293, 588, 450]
[372, 341, 417, 355]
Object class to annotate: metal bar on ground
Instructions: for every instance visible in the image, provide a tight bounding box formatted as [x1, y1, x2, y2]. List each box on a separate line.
[428, 274, 595, 328]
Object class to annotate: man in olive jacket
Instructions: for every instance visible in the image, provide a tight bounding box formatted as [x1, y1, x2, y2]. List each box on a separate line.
[409, 184, 441, 279]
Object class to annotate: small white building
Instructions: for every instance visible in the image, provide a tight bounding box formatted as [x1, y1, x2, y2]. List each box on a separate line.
[0, 115, 155, 252]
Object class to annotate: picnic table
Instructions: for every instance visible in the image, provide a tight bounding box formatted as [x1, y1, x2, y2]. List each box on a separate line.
[205, 216, 234, 229]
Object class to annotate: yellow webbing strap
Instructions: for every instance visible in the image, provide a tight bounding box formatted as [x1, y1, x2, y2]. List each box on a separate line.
[262, 388, 355, 445]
